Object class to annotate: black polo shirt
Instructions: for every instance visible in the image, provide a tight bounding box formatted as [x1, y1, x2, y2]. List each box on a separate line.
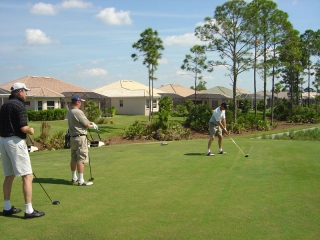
[0, 94, 28, 139]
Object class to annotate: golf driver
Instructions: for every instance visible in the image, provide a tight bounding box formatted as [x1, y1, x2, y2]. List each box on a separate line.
[227, 134, 249, 157]
[33, 173, 60, 205]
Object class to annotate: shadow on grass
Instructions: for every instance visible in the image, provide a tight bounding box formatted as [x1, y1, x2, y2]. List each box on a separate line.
[0, 213, 25, 219]
[184, 153, 205, 156]
[33, 178, 71, 185]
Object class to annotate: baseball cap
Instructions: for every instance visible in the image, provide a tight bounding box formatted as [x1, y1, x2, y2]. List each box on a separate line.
[221, 102, 228, 110]
[11, 82, 30, 92]
[71, 95, 85, 102]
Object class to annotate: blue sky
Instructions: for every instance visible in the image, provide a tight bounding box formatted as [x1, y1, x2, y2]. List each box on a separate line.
[0, 0, 319, 92]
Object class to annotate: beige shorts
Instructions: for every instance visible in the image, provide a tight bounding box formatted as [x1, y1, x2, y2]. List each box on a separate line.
[209, 122, 222, 137]
[0, 136, 32, 177]
[70, 135, 89, 163]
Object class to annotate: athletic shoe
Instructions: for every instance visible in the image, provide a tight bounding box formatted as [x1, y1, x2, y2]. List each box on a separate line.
[219, 151, 227, 154]
[3, 206, 21, 216]
[78, 181, 93, 186]
[24, 209, 45, 219]
[71, 178, 78, 183]
[206, 152, 215, 156]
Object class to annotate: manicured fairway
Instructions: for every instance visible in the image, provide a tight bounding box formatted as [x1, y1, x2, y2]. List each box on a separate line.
[1, 137, 319, 239]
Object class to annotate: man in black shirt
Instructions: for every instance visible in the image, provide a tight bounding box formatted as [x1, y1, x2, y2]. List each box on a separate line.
[0, 82, 45, 219]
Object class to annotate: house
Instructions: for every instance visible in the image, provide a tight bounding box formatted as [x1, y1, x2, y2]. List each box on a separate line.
[93, 80, 165, 116]
[203, 86, 265, 109]
[0, 76, 109, 112]
[158, 84, 197, 106]
[186, 92, 230, 109]
[0, 88, 10, 106]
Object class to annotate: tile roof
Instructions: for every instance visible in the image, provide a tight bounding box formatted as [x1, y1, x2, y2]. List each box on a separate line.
[0, 88, 10, 95]
[158, 84, 196, 97]
[93, 80, 164, 98]
[0, 76, 92, 97]
[203, 86, 236, 97]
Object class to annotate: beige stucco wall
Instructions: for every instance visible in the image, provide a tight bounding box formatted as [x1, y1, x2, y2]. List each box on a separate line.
[111, 97, 159, 116]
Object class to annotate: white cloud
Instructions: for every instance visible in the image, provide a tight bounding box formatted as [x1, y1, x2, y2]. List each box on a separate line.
[163, 33, 203, 47]
[30, 2, 57, 15]
[176, 71, 187, 75]
[292, 0, 298, 5]
[82, 68, 107, 77]
[25, 29, 59, 45]
[60, 0, 92, 9]
[95, 7, 132, 25]
[158, 58, 168, 64]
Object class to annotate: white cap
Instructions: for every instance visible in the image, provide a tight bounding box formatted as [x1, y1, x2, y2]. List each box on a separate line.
[11, 82, 31, 92]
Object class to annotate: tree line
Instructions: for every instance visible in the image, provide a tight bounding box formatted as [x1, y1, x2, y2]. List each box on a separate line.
[131, 0, 320, 124]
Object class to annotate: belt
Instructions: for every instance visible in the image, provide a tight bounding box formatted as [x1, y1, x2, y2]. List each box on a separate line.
[71, 134, 86, 138]
[210, 122, 218, 126]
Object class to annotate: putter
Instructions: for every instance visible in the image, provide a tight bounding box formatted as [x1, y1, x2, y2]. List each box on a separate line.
[33, 173, 60, 205]
[88, 153, 94, 181]
[227, 134, 249, 157]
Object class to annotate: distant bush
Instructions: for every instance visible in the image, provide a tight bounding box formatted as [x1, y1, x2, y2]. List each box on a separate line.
[123, 120, 191, 141]
[171, 104, 188, 117]
[27, 109, 67, 121]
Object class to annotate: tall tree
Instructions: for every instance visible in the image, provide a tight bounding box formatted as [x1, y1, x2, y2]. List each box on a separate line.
[131, 28, 164, 121]
[195, 0, 255, 122]
[279, 29, 304, 111]
[181, 45, 207, 116]
[300, 29, 320, 106]
[247, 0, 292, 120]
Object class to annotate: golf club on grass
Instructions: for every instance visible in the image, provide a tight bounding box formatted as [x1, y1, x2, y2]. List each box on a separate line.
[33, 173, 60, 205]
[88, 153, 94, 181]
[227, 134, 249, 157]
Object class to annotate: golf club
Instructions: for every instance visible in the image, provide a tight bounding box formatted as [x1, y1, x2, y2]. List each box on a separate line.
[227, 134, 249, 157]
[33, 173, 60, 205]
[88, 153, 94, 181]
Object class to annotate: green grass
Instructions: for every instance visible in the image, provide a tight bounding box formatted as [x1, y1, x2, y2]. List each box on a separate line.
[1, 135, 320, 239]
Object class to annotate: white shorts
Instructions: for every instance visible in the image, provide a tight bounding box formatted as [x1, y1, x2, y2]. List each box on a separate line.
[0, 136, 32, 177]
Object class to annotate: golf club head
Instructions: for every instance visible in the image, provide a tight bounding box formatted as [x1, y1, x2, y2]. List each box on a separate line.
[89, 178, 94, 181]
[245, 154, 249, 157]
[52, 200, 60, 205]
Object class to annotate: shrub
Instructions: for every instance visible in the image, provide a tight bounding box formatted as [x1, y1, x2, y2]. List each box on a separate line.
[96, 117, 108, 124]
[239, 98, 251, 114]
[172, 104, 188, 117]
[123, 120, 191, 141]
[85, 100, 102, 121]
[185, 104, 212, 131]
[54, 108, 67, 120]
[27, 109, 67, 121]
[106, 106, 116, 117]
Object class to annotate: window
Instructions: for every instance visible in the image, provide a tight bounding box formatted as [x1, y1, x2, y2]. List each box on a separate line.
[38, 101, 42, 110]
[146, 100, 157, 109]
[119, 100, 123, 107]
[24, 101, 30, 106]
[47, 101, 54, 109]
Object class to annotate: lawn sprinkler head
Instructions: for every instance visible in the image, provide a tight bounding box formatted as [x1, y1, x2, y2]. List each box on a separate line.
[245, 154, 249, 157]
[52, 200, 60, 205]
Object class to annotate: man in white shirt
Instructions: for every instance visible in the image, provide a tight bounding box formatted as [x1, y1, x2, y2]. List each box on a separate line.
[207, 102, 228, 156]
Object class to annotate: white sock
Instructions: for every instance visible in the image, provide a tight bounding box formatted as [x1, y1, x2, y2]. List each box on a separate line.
[219, 148, 222, 152]
[78, 173, 84, 183]
[4, 200, 11, 211]
[207, 149, 210, 153]
[72, 171, 77, 180]
[25, 203, 34, 214]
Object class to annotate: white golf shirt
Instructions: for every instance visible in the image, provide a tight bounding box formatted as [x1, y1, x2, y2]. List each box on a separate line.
[209, 106, 226, 125]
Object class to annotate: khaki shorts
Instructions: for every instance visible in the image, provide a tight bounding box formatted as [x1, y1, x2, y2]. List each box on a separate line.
[209, 122, 222, 137]
[70, 135, 89, 163]
[0, 136, 32, 177]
